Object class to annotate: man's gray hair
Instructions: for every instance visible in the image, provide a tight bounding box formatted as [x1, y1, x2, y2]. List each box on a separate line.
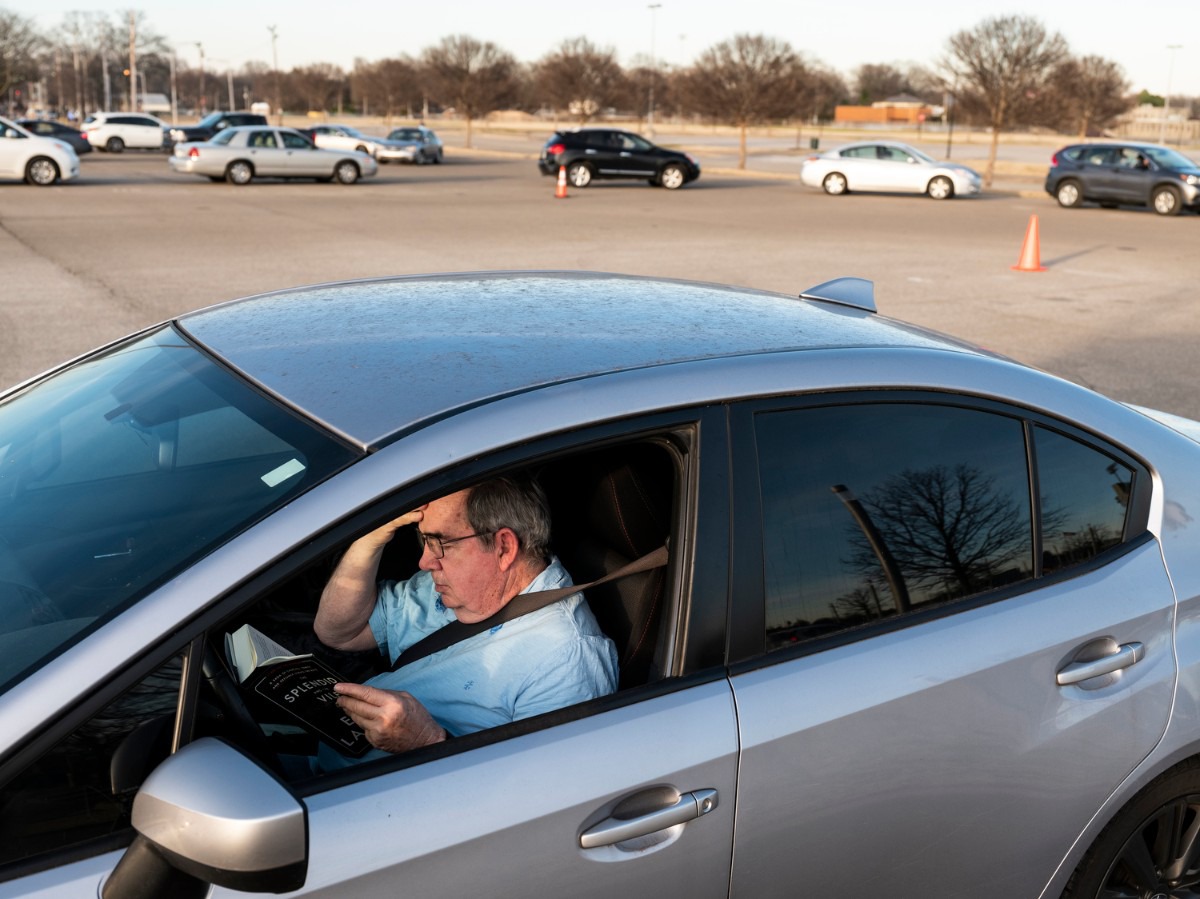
[466, 474, 552, 562]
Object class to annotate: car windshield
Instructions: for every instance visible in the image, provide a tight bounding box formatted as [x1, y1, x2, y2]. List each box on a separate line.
[342, 126, 363, 137]
[905, 146, 937, 164]
[0, 326, 359, 695]
[1143, 146, 1197, 169]
[389, 129, 421, 141]
[197, 112, 225, 128]
[212, 129, 237, 145]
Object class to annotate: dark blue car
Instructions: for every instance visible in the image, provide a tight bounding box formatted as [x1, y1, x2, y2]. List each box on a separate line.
[1045, 141, 1200, 215]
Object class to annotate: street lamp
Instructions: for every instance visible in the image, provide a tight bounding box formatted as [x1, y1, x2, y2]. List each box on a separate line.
[1160, 44, 1182, 145]
[647, 3, 661, 133]
[268, 26, 280, 123]
[195, 42, 206, 114]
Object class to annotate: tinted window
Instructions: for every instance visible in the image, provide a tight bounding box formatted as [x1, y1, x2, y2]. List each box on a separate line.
[1082, 146, 1118, 166]
[1035, 426, 1132, 573]
[281, 131, 311, 149]
[756, 404, 1033, 649]
[841, 146, 876, 158]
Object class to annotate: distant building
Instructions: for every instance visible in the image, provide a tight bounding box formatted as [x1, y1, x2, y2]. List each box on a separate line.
[834, 94, 934, 126]
[1114, 103, 1199, 141]
[138, 93, 171, 114]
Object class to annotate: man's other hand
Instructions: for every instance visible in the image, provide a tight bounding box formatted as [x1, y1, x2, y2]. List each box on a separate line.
[335, 682, 448, 753]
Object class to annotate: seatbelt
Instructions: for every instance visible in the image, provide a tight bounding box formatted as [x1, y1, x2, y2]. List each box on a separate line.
[390, 545, 668, 671]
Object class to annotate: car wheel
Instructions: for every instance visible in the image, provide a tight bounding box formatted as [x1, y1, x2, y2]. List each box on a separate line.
[106, 136, 125, 153]
[225, 160, 253, 185]
[567, 162, 593, 188]
[927, 175, 954, 200]
[822, 172, 848, 196]
[1062, 760, 1200, 898]
[334, 160, 360, 184]
[1152, 185, 1182, 216]
[24, 156, 60, 186]
[660, 164, 687, 190]
[1056, 179, 1083, 208]
[433, 149, 443, 164]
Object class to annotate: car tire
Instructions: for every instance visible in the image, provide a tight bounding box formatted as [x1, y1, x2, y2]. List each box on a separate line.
[106, 136, 125, 153]
[433, 150, 443, 164]
[660, 164, 687, 190]
[1061, 759, 1200, 898]
[567, 162, 593, 188]
[1152, 185, 1182, 216]
[225, 160, 254, 185]
[822, 172, 848, 196]
[1056, 179, 1083, 208]
[24, 156, 60, 186]
[927, 175, 954, 200]
[334, 160, 360, 184]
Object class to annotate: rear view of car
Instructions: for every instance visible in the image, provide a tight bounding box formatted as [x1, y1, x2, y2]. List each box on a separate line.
[538, 128, 700, 190]
[1045, 142, 1200, 216]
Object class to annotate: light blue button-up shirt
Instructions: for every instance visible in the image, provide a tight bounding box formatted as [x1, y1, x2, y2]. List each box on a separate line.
[318, 556, 618, 769]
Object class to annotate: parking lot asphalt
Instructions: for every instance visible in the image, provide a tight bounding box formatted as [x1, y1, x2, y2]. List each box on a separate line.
[1, 148, 1198, 419]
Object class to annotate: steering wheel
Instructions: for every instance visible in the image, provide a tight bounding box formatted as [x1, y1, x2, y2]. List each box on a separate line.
[199, 644, 282, 773]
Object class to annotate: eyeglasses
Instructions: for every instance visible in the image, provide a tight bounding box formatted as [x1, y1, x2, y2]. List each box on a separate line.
[416, 530, 492, 560]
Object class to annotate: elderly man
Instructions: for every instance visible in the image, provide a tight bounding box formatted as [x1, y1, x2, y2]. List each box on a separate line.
[314, 475, 617, 766]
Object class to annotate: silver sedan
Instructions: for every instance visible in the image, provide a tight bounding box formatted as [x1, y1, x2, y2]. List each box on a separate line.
[800, 140, 982, 199]
[168, 125, 379, 184]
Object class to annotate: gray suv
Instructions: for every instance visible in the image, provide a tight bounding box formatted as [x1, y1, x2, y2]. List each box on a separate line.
[1045, 141, 1200, 215]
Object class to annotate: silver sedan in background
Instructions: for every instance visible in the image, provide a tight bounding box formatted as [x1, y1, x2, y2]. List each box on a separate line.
[378, 126, 444, 164]
[801, 140, 982, 199]
[168, 125, 378, 185]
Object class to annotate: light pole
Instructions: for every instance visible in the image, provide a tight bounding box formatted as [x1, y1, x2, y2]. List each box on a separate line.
[195, 42, 205, 114]
[1160, 44, 1182, 145]
[647, 3, 661, 133]
[268, 25, 280, 123]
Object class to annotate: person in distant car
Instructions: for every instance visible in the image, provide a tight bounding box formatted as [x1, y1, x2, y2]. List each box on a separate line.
[314, 474, 617, 767]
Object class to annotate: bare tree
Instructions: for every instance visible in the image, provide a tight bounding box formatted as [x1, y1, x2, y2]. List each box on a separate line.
[288, 63, 346, 114]
[1043, 55, 1132, 138]
[1, 9, 43, 113]
[532, 37, 625, 124]
[941, 15, 1068, 187]
[677, 34, 805, 169]
[853, 63, 910, 105]
[421, 35, 518, 148]
[351, 56, 422, 121]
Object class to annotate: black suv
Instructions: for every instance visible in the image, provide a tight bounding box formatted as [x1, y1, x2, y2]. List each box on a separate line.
[538, 128, 700, 190]
[1044, 142, 1200, 216]
[168, 111, 268, 147]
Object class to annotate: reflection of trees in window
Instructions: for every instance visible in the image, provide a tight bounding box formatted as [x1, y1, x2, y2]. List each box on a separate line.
[843, 463, 1031, 608]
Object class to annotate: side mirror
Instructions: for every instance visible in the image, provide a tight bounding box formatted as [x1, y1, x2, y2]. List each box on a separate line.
[102, 738, 307, 898]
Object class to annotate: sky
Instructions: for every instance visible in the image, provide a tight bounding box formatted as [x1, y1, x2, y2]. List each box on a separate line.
[19, 0, 1200, 97]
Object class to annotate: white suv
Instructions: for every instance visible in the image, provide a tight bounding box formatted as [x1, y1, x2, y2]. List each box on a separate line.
[0, 116, 79, 185]
[81, 112, 167, 153]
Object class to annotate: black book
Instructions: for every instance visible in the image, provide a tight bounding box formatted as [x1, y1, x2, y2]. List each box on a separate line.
[225, 623, 371, 758]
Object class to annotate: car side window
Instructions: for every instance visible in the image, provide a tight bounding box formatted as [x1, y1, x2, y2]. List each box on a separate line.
[0, 658, 182, 870]
[282, 132, 311, 149]
[755, 403, 1034, 649]
[1034, 425, 1133, 573]
[251, 131, 278, 148]
[841, 146, 874, 159]
[754, 401, 1146, 652]
[1084, 147, 1117, 166]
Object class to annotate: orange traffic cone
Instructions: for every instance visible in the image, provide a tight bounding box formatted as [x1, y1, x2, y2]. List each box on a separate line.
[1011, 214, 1046, 272]
[555, 165, 568, 199]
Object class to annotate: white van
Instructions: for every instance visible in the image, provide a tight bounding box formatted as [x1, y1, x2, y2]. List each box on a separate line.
[80, 112, 167, 152]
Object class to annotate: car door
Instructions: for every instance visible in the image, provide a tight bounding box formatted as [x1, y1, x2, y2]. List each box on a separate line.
[876, 145, 926, 192]
[244, 129, 290, 176]
[1109, 146, 1155, 203]
[726, 396, 1175, 899]
[615, 133, 658, 178]
[583, 131, 623, 176]
[1077, 145, 1121, 200]
[0, 410, 738, 899]
[838, 145, 883, 189]
[280, 130, 328, 177]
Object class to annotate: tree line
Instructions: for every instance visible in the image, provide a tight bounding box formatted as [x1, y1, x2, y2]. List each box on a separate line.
[2, 8, 1193, 182]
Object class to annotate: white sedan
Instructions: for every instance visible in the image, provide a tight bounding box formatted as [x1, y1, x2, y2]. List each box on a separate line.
[0, 116, 80, 186]
[307, 124, 391, 158]
[800, 140, 981, 199]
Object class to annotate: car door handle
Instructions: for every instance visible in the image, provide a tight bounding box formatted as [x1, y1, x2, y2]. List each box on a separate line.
[1056, 641, 1144, 685]
[579, 789, 718, 849]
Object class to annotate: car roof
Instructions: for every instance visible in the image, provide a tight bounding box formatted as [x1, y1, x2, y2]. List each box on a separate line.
[176, 272, 988, 450]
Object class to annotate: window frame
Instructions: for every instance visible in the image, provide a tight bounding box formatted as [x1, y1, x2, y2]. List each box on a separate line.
[727, 390, 1153, 668]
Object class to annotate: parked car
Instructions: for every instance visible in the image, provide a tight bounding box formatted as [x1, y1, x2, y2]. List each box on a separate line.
[15, 119, 91, 155]
[379, 125, 443, 164]
[538, 128, 701, 189]
[305, 124, 393, 159]
[5, 271, 1200, 899]
[166, 111, 268, 147]
[0, 115, 80, 185]
[167, 125, 378, 185]
[79, 112, 168, 153]
[1045, 141, 1200, 215]
[800, 140, 982, 199]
